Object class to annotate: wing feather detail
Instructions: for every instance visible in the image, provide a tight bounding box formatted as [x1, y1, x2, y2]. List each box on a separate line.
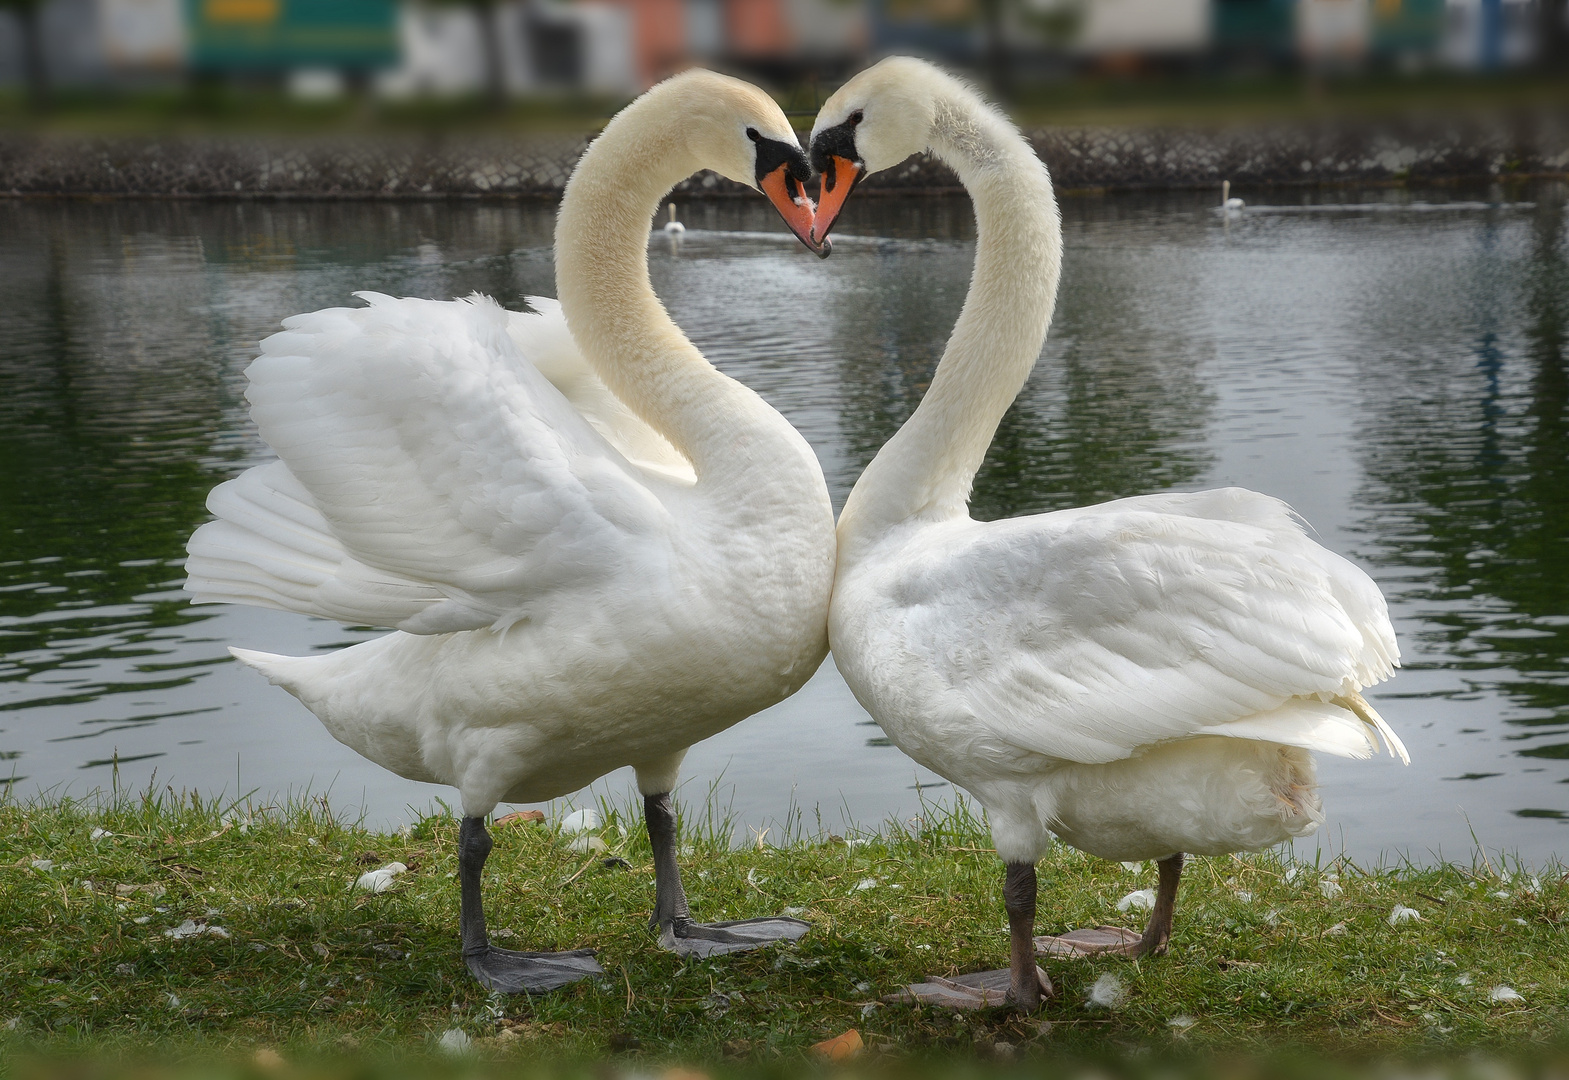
[186, 293, 671, 633]
[890, 488, 1401, 764]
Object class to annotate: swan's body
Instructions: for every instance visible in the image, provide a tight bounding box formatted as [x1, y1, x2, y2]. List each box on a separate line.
[809, 58, 1405, 1010]
[187, 70, 834, 988]
[1222, 179, 1245, 211]
[664, 202, 686, 233]
[832, 489, 1403, 864]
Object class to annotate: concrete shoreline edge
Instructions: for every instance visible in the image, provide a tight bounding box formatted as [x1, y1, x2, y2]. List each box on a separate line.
[3, 112, 1567, 198]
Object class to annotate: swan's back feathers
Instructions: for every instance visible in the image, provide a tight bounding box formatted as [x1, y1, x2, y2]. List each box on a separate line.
[186, 293, 672, 633]
[886, 488, 1401, 765]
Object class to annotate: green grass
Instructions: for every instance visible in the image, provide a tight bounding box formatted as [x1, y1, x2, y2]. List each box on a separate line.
[2, 783, 1567, 1075]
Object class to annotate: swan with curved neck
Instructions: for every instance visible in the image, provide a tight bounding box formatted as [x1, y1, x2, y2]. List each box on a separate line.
[185, 70, 836, 993]
[812, 58, 1406, 1011]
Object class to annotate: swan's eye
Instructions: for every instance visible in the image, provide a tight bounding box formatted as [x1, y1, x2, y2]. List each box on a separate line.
[746, 127, 761, 142]
[848, 111, 863, 126]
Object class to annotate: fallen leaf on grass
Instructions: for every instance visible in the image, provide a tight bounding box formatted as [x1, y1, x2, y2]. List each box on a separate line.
[495, 810, 546, 827]
[811, 1029, 864, 1061]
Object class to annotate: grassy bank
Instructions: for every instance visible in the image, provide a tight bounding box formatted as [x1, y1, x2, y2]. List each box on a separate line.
[2, 787, 1567, 1073]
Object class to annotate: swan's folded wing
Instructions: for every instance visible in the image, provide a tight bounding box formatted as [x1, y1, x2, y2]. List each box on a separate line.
[186, 293, 671, 633]
[895, 489, 1401, 765]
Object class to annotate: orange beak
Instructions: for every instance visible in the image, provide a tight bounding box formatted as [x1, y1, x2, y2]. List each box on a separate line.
[812, 155, 862, 247]
[760, 164, 830, 259]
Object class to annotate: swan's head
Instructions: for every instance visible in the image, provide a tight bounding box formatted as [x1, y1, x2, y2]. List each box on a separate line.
[663, 70, 826, 257]
[808, 56, 949, 245]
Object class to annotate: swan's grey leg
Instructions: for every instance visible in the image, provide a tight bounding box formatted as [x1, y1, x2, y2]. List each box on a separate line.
[459, 815, 603, 993]
[882, 860, 1052, 1011]
[645, 791, 693, 929]
[644, 792, 810, 958]
[1134, 852, 1184, 957]
[1004, 861, 1043, 1009]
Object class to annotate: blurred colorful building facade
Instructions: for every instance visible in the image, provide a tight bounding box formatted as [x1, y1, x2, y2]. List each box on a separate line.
[0, 0, 1559, 92]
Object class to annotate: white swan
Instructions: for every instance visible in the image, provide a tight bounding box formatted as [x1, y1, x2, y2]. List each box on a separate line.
[809, 57, 1406, 1011]
[184, 70, 837, 993]
[1222, 179, 1245, 212]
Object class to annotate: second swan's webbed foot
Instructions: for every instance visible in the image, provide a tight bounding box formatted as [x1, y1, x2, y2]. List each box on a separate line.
[464, 944, 603, 994]
[657, 915, 810, 957]
[883, 966, 1054, 1011]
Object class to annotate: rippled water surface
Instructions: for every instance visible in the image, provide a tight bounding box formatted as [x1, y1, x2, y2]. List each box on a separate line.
[2, 185, 1566, 863]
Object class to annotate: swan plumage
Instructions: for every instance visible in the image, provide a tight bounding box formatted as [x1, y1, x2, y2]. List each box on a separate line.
[187, 69, 834, 990]
[189, 293, 680, 638]
[809, 57, 1404, 1010]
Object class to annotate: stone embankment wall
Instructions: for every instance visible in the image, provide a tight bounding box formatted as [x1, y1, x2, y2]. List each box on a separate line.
[2, 112, 1565, 198]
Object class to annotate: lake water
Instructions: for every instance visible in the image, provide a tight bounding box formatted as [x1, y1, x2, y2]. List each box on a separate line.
[2, 183, 1566, 866]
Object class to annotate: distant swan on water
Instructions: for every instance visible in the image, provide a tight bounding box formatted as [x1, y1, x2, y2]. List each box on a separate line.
[185, 70, 835, 993]
[809, 57, 1406, 1012]
[1223, 179, 1245, 211]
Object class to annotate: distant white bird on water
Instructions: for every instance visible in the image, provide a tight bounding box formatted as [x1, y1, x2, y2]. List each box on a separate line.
[809, 57, 1407, 1013]
[1222, 179, 1245, 211]
[663, 202, 686, 233]
[185, 70, 833, 995]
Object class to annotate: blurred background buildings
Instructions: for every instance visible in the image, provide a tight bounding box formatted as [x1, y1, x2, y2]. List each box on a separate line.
[0, 0, 1562, 104]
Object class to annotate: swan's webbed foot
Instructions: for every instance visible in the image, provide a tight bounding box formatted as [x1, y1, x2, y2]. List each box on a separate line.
[886, 860, 1053, 1011]
[1035, 852, 1186, 960]
[643, 791, 812, 958]
[657, 915, 810, 958]
[883, 966, 1053, 1011]
[459, 815, 600, 995]
[1034, 925, 1146, 957]
[465, 944, 603, 994]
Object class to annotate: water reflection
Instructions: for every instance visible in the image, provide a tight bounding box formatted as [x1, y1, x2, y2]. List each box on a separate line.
[1, 187, 1566, 859]
[1351, 187, 1569, 810]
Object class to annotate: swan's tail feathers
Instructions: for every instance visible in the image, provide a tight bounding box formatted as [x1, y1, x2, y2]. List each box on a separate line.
[1199, 699, 1373, 759]
[1199, 695, 1409, 764]
[1335, 691, 1410, 765]
[228, 646, 292, 685]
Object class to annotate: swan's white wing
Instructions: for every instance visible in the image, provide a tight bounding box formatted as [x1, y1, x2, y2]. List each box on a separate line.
[186, 293, 671, 634]
[509, 298, 695, 484]
[892, 488, 1402, 766]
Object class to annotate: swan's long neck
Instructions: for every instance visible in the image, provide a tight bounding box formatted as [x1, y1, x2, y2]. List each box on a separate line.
[837, 90, 1061, 545]
[554, 102, 763, 475]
